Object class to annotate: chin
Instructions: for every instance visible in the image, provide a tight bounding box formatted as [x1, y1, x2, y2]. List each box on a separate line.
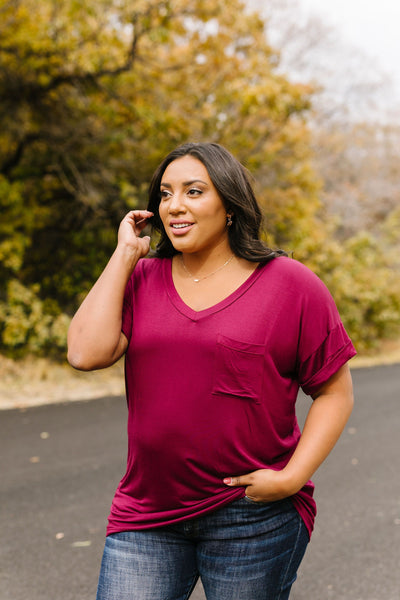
[169, 239, 197, 254]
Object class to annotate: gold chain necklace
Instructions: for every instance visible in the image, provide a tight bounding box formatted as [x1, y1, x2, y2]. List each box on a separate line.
[180, 254, 235, 283]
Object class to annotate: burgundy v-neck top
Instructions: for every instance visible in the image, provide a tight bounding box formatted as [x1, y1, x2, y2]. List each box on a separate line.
[106, 256, 356, 537]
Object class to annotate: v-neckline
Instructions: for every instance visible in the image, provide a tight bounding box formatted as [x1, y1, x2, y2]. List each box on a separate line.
[163, 258, 266, 321]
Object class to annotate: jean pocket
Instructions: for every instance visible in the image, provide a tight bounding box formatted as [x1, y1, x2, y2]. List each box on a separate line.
[242, 496, 293, 512]
[212, 334, 265, 403]
[243, 495, 269, 505]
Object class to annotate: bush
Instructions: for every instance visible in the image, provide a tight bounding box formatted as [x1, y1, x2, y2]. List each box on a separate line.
[0, 279, 70, 358]
[302, 232, 400, 351]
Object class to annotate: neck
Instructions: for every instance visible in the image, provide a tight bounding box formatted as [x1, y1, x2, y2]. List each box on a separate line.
[182, 237, 232, 267]
[180, 253, 235, 283]
[179, 243, 235, 282]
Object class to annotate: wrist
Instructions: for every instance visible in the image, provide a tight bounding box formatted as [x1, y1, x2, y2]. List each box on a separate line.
[279, 466, 309, 496]
[115, 242, 142, 262]
[112, 243, 142, 276]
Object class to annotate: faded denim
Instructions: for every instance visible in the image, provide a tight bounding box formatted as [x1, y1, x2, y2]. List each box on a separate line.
[96, 497, 309, 600]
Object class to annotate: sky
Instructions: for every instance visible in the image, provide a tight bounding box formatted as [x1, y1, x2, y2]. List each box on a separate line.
[299, 0, 400, 93]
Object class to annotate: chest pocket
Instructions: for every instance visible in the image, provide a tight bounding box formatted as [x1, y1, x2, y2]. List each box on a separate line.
[212, 334, 265, 403]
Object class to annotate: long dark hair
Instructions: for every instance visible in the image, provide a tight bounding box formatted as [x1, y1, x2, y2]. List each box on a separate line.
[147, 142, 286, 262]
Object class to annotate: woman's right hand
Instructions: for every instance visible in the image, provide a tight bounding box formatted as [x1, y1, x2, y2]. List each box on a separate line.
[118, 210, 154, 258]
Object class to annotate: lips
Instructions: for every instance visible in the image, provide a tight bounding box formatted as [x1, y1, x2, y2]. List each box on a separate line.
[169, 221, 194, 235]
[171, 222, 193, 229]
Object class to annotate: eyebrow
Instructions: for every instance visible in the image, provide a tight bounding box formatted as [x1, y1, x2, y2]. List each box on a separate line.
[160, 179, 208, 188]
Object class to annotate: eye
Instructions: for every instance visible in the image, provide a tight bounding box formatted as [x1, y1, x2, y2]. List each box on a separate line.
[160, 189, 172, 199]
[187, 188, 202, 196]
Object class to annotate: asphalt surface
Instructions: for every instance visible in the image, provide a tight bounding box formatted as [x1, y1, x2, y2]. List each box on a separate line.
[1, 364, 399, 600]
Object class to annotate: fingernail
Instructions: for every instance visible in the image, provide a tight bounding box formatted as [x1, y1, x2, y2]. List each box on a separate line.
[223, 478, 232, 485]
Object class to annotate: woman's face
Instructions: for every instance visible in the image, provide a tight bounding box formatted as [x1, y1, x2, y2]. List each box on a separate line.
[158, 155, 230, 256]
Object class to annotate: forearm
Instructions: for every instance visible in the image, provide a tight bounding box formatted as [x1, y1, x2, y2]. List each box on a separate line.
[67, 244, 139, 370]
[282, 385, 354, 494]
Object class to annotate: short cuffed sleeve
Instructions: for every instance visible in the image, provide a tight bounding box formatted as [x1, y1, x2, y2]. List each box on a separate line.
[298, 322, 357, 396]
[285, 260, 357, 396]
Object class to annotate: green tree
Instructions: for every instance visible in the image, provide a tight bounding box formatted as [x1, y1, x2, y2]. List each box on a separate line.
[1, 0, 319, 356]
[2, 0, 398, 358]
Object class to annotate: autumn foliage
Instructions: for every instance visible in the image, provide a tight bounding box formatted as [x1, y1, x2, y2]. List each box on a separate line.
[0, 0, 399, 357]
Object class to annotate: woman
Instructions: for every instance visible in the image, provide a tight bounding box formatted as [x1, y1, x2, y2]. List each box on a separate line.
[68, 142, 356, 600]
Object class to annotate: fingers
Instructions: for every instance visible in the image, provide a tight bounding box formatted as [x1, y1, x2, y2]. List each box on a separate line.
[223, 474, 251, 487]
[223, 477, 238, 486]
[132, 211, 154, 226]
[223, 470, 264, 488]
[130, 210, 153, 221]
[141, 235, 151, 252]
[125, 210, 154, 231]
[118, 211, 153, 257]
[121, 211, 153, 241]
[223, 469, 290, 502]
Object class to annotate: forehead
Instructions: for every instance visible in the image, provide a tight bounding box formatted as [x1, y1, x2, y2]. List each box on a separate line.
[161, 155, 210, 183]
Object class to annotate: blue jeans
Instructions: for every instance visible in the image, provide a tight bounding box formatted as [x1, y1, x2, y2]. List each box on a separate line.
[96, 497, 309, 600]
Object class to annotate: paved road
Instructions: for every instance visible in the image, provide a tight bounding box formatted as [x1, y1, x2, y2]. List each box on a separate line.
[1, 364, 399, 600]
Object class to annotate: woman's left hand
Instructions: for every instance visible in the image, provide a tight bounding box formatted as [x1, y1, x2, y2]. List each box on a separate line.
[223, 468, 295, 502]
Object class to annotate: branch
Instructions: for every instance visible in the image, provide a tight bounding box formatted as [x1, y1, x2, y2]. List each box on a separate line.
[1, 133, 41, 176]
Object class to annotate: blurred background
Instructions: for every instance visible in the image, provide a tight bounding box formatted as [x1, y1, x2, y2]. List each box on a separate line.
[1, 0, 399, 406]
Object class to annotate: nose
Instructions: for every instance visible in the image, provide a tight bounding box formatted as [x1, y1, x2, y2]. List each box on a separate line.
[167, 192, 186, 214]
